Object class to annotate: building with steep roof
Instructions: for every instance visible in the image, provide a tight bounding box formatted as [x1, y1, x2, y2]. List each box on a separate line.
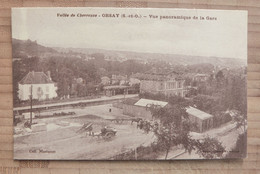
[18, 71, 58, 101]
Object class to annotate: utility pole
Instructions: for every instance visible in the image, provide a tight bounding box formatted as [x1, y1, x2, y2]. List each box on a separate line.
[135, 147, 137, 160]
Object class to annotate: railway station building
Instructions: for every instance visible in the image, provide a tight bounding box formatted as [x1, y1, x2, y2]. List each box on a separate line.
[134, 69, 187, 97]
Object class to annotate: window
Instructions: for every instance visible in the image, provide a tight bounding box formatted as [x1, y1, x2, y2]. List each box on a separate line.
[167, 82, 175, 89]
[172, 82, 176, 89]
[159, 82, 164, 90]
[173, 82, 176, 89]
[177, 81, 182, 88]
[46, 94, 49, 99]
[169, 82, 172, 89]
[167, 82, 171, 89]
[46, 86, 49, 92]
[37, 87, 43, 99]
[37, 87, 41, 92]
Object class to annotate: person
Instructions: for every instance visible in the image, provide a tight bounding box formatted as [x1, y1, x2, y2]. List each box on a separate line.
[137, 120, 143, 129]
[153, 121, 159, 133]
[143, 121, 150, 134]
[88, 126, 93, 136]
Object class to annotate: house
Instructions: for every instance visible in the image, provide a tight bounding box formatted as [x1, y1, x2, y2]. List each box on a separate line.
[18, 71, 57, 101]
[129, 77, 141, 86]
[103, 85, 130, 96]
[193, 74, 209, 82]
[111, 75, 128, 85]
[139, 69, 186, 97]
[101, 76, 111, 85]
[123, 98, 168, 120]
[129, 73, 141, 86]
[186, 107, 214, 133]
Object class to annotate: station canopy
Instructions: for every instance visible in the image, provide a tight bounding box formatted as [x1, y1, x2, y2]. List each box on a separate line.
[134, 98, 168, 108]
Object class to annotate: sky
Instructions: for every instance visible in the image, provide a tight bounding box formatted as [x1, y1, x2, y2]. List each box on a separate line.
[12, 8, 247, 59]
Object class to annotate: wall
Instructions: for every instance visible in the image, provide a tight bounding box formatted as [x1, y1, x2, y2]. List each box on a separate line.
[140, 79, 186, 97]
[123, 104, 153, 120]
[188, 114, 214, 133]
[140, 80, 160, 93]
[18, 83, 57, 101]
[0, 1, 260, 174]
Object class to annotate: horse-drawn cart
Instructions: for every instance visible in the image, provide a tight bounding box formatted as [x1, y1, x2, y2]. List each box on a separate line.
[76, 122, 117, 139]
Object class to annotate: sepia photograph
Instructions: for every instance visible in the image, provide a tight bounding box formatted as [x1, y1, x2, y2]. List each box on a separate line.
[12, 7, 247, 160]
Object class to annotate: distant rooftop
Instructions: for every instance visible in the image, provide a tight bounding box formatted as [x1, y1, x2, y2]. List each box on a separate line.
[186, 107, 213, 120]
[19, 71, 54, 85]
[103, 85, 130, 90]
[131, 68, 182, 81]
[145, 68, 179, 76]
[111, 74, 127, 80]
[195, 74, 210, 77]
[134, 98, 168, 108]
[101, 76, 110, 79]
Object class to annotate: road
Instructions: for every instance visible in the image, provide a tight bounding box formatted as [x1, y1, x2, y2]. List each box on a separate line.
[14, 104, 155, 160]
[174, 122, 244, 159]
[14, 122, 155, 160]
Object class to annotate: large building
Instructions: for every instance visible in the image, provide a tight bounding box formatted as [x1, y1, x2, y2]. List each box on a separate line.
[138, 69, 186, 97]
[123, 98, 168, 120]
[186, 107, 214, 133]
[18, 71, 58, 101]
[193, 74, 210, 82]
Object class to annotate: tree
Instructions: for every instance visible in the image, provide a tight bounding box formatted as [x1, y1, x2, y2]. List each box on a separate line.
[147, 92, 225, 159]
[149, 97, 195, 159]
[234, 111, 247, 133]
[193, 95, 217, 114]
[195, 137, 225, 159]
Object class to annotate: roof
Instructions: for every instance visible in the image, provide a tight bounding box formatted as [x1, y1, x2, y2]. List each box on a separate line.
[19, 71, 54, 84]
[131, 69, 182, 81]
[134, 98, 168, 108]
[111, 75, 127, 80]
[123, 98, 139, 105]
[103, 85, 130, 90]
[186, 107, 213, 120]
[195, 74, 209, 77]
[101, 76, 110, 79]
[145, 68, 179, 76]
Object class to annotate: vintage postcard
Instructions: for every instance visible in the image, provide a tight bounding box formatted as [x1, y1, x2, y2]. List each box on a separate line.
[12, 7, 247, 160]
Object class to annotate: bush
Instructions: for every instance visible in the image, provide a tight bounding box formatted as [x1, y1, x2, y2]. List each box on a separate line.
[213, 113, 232, 128]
